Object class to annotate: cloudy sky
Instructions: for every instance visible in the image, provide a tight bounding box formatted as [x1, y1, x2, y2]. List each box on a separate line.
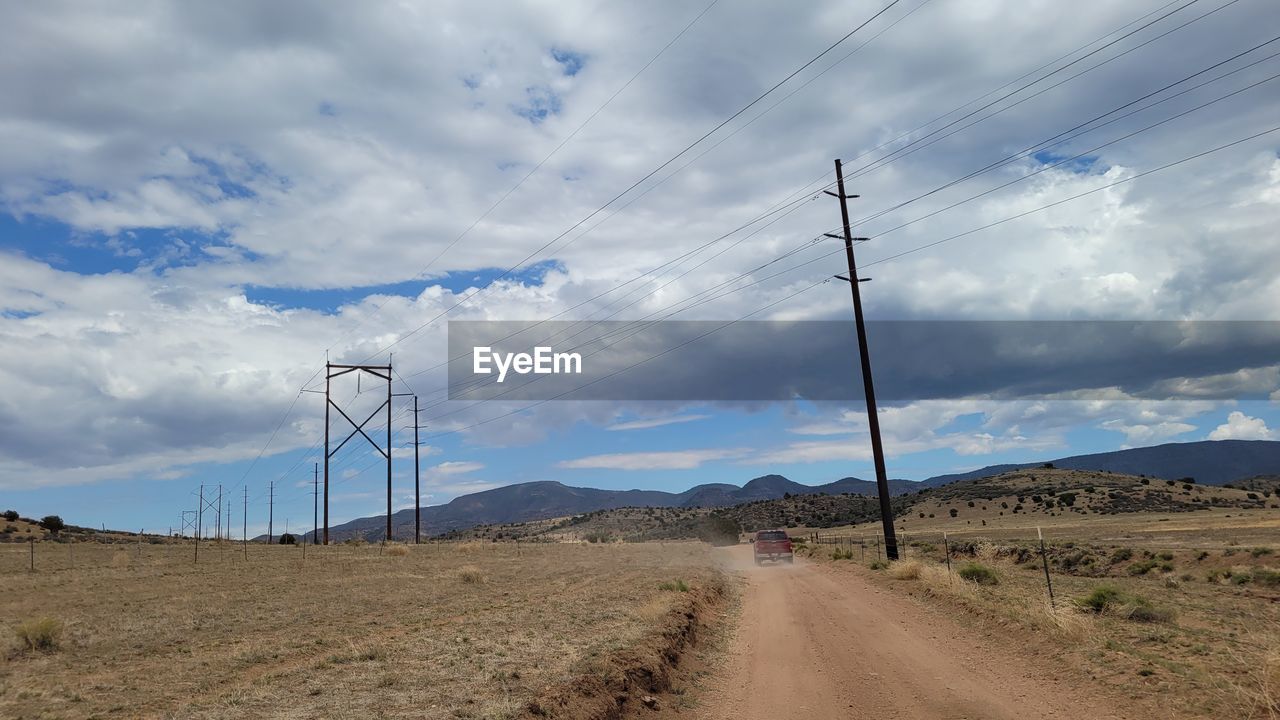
[2, 0, 1278, 535]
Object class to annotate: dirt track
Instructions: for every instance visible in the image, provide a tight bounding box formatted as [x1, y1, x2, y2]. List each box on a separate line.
[690, 546, 1146, 720]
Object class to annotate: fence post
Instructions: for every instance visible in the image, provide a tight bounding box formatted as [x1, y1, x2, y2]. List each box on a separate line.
[860, 536, 865, 560]
[901, 533, 907, 560]
[1038, 526, 1055, 608]
[29, 537, 35, 571]
[943, 531, 952, 581]
[876, 537, 881, 562]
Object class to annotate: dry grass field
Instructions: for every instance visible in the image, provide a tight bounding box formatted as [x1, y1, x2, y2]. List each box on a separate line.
[1, 541, 724, 720]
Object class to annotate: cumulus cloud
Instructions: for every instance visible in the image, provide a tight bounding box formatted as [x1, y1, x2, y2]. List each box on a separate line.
[0, 0, 1277, 493]
[1207, 411, 1276, 441]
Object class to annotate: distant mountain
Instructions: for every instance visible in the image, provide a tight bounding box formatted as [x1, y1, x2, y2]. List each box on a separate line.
[314, 474, 920, 542]
[918, 440, 1280, 488]
[307, 439, 1280, 542]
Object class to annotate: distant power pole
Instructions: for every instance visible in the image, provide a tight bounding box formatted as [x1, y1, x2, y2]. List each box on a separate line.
[414, 395, 422, 544]
[268, 480, 275, 545]
[242, 486, 248, 559]
[828, 158, 899, 561]
[195, 485, 203, 563]
[215, 484, 223, 542]
[312, 463, 319, 545]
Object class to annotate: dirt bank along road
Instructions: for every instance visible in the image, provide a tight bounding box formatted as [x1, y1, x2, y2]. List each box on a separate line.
[690, 546, 1146, 720]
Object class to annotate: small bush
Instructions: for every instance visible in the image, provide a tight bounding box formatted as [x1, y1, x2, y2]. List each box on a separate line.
[831, 548, 854, 560]
[957, 562, 998, 585]
[1128, 559, 1160, 576]
[888, 560, 922, 580]
[384, 544, 409, 557]
[39, 515, 65, 533]
[1110, 548, 1133, 563]
[15, 617, 63, 652]
[1157, 551, 1174, 561]
[1251, 547, 1274, 558]
[1252, 569, 1280, 587]
[457, 565, 484, 584]
[658, 579, 690, 592]
[1076, 585, 1125, 613]
[868, 560, 887, 570]
[1123, 598, 1175, 623]
[1, 510, 17, 522]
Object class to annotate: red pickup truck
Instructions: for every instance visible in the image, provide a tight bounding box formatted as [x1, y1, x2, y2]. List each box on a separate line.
[754, 529, 794, 565]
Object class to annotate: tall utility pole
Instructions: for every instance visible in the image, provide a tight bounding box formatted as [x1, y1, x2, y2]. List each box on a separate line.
[413, 395, 422, 544]
[312, 463, 319, 546]
[268, 480, 275, 545]
[829, 158, 899, 561]
[242, 487, 248, 559]
[195, 485, 203, 563]
[323, 362, 395, 545]
[215, 484, 223, 542]
[386, 366, 392, 544]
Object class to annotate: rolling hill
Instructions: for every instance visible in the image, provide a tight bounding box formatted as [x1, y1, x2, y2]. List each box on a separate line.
[314, 439, 1280, 541]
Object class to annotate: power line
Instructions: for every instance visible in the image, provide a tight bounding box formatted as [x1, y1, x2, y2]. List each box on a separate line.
[358, 0, 911, 363]
[416, 123, 1280, 437]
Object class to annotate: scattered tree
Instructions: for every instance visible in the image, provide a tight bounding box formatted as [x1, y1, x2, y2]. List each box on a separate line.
[39, 515, 65, 533]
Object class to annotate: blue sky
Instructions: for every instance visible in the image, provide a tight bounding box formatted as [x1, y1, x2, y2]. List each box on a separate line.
[2, 0, 1279, 535]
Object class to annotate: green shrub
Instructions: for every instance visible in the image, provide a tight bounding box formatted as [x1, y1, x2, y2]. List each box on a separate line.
[957, 562, 998, 585]
[15, 617, 63, 652]
[1156, 551, 1174, 561]
[868, 560, 887, 570]
[1251, 569, 1280, 587]
[1250, 547, 1273, 558]
[1076, 585, 1124, 613]
[658, 579, 689, 592]
[1, 510, 17, 522]
[1128, 559, 1160, 576]
[1123, 597, 1175, 623]
[831, 548, 854, 560]
[1110, 548, 1133, 562]
[39, 515, 65, 533]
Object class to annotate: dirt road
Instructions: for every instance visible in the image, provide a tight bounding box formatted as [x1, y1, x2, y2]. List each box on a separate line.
[690, 546, 1142, 720]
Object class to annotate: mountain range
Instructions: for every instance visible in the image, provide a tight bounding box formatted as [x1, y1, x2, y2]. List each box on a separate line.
[304, 439, 1280, 541]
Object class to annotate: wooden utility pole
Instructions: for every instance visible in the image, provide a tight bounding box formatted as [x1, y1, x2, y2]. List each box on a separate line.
[829, 158, 899, 561]
[268, 480, 275, 545]
[195, 485, 203, 563]
[242, 487, 248, 559]
[414, 396, 422, 544]
[312, 463, 319, 546]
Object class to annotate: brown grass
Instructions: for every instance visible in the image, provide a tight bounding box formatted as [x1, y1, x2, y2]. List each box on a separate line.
[13, 616, 63, 652]
[0, 541, 723, 719]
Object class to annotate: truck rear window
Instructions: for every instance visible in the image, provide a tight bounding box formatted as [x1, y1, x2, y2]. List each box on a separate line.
[758, 531, 788, 541]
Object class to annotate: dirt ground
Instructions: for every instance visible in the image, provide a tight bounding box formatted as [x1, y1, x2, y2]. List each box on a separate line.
[1, 541, 721, 720]
[654, 545, 1173, 720]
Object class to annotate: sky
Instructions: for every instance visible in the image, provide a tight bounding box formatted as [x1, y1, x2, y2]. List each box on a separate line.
[2, 0, 1279, 537]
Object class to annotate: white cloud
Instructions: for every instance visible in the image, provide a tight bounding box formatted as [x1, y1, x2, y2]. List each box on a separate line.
[0, 0, 1276, 494]
[430, 461, 485, 476]
[605, 414, 710, 431]
[558, 448, 748, 470]
[1207, 411, 1276, 441]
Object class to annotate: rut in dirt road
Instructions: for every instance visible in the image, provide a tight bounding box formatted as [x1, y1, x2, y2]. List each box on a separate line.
[692, 547, 1148, 720]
